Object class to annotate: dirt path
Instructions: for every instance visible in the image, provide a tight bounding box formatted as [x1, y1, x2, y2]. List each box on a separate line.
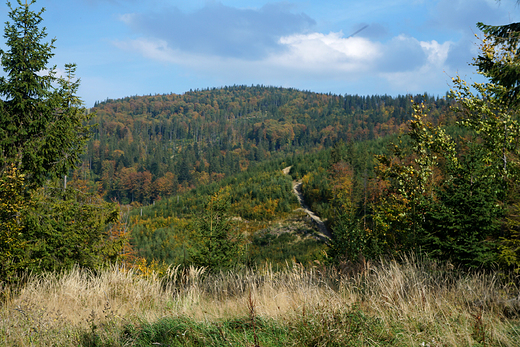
[283, 166, 332, 241]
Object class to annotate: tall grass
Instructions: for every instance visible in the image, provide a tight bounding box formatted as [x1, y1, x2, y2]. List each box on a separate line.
[1, 255, 520, 346]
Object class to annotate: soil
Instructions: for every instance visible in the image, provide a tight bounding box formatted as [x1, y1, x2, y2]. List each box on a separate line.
[283, 166, 331, 241]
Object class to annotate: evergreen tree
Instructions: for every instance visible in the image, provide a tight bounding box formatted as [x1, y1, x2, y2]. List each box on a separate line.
[0, 1, 125, 281]
[422, 162, 503, 267]
[190, 188, 243, 270]
[22, 181, 121, 272]
[373, 26, 520, 267]
[467, 15, 520, 270]
[0, 0, 92, 186]
[475, 20, 520, 106]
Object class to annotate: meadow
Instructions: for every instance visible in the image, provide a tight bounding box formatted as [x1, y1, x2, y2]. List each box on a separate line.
[2, 255, 520, 346]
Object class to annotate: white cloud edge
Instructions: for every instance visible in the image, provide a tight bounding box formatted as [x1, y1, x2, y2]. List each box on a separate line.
[118, 30, 452, 67]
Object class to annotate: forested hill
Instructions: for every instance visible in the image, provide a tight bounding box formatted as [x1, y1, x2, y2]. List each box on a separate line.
[83, 86, 450, 204]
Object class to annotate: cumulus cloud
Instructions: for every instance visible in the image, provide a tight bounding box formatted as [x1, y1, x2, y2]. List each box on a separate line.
[274, 32, 380, 74]
[421, 40, 451, 66]
[120, 2, 315, 60]
[113, 0, 519, 97]
[272, 31, 451, 87]
[115, 28, 451, 84]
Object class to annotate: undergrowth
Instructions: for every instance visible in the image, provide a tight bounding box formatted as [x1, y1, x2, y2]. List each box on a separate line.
[2, 255, 520, 346]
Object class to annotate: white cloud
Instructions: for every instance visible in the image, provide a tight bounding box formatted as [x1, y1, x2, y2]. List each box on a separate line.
[118, 13, 136, 25]
[380, 40, 452, 93]
[274, 32, 380, 73]
[420, 40, 451, 66]
[120, 2, 315, 60]
[272, 31, 450, 77]
[113, 29, 463, 96]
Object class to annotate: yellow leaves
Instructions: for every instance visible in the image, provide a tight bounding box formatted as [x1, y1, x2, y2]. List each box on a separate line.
[127, 257, 168, 279]
[0, 165, 30, 277]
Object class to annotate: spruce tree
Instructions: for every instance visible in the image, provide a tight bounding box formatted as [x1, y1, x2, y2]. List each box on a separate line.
[475, 21, 520, 107]
[190, 188, 243, 270]
[0, 0, 92, 186]
[0, 1, 124, 281]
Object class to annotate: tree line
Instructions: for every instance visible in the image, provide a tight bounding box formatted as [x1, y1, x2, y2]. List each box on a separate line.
[84, 88, 450, 205]
[130, 16, 520, 272]
[3, 0, 520, 280]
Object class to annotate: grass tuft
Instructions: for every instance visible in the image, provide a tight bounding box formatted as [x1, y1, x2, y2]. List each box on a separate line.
[1, 256, 520, 346]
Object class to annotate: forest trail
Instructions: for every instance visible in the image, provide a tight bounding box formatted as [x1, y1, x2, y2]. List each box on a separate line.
[283, 166, 332, 241]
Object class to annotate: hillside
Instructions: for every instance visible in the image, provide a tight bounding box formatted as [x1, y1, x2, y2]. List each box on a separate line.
[80, 87, 451, 266]
[80, 86, 450, 205]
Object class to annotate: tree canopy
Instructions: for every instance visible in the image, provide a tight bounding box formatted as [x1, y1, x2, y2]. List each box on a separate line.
[0, 0, 126, 282]
[0, 0, 92, 187]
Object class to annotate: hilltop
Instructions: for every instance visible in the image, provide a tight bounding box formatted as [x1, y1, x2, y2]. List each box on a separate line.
[81, 86, 448, 206]
[74, 86, 451, 265]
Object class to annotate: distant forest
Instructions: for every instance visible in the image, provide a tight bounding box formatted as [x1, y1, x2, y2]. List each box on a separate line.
[82, 86, 450, 205]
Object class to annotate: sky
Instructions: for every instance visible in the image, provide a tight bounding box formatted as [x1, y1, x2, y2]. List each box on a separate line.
[0, 0, 518, 107]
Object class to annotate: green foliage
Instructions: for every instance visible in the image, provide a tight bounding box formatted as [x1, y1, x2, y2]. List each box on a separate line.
[0, 1, 92, 187]
[372, 27, 520, 268]
[86, 88, 449, 204]
[81, 315, 291, 347]
[248, 231, 327, 266]
[374, 102, 457, 255]
[451, 75, 520, 179]
[374, 98, 508, 267]
[129, 157, 301, 266]
[0, 1, 123, 283]
[190, 188, 243, 270]
[0, 171, 123, 280]
[289, 137, 392, 263]
[499, 202, 520, 270]
[23, 185, 121, 273]
[475, 21, 520, 106]
[329, 213, 370, 263]
[301, 167, 333, 219]
[79, 305, 398, 347]
[421, 154, 503, 266]
[469, 22, 520, 271]
[287, 304, 396, 346]
[0, 166, 29, 280]
[230, 171, 297, 221]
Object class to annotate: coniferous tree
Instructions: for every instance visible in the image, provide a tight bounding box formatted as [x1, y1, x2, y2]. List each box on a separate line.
[0, 1, 125, 281]
[0, 0, 92, 186]
[190, 188, 243, 270]
[475, 21, 520, 107]
[373, 26, 520, 267]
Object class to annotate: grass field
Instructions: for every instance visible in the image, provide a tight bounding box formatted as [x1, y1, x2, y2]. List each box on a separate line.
[2, 255, 520, 346]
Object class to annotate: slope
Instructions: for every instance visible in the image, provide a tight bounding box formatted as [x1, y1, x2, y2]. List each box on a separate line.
[78, 86, 450, 205]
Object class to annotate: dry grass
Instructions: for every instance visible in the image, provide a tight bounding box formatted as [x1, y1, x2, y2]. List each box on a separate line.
[1, 255, 520, 346]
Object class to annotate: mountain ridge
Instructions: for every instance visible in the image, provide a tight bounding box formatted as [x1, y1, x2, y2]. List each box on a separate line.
[79, 85, 449, 206]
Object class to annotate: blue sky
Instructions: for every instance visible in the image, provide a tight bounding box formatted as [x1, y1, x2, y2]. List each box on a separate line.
[1, 0, 518, 107]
